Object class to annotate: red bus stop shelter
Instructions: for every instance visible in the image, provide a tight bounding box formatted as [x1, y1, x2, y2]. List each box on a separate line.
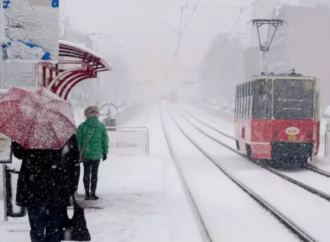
[36, 40, 112, 100]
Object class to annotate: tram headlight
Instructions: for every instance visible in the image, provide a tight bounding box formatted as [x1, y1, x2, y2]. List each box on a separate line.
[307, 131, 312, 140]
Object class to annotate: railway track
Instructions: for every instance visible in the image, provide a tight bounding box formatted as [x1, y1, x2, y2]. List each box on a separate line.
[307, 165, 330, 178]
[160, 106, 213, 242]
[179, 106, 330, 201]
[163, 106, 317, 242]
[181, 106, 330, 179]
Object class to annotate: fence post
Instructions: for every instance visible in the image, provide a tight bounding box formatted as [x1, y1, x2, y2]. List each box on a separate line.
[146, 131, 149, 154]
[326, 133, 328, 157]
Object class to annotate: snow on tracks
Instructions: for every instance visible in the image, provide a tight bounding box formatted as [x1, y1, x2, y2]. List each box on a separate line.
[171, 105, 330, 242]
[179, 105, 330, 203]
[161, 106, 300, 242]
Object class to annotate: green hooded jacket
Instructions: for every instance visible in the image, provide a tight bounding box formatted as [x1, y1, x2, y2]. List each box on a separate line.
[76, 118, 109, 161]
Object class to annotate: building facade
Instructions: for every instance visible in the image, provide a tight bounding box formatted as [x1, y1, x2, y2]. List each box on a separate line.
[244, 5, 330, 108]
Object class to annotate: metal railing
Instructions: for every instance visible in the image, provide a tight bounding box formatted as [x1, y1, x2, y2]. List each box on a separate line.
[105, 126, 150, 154]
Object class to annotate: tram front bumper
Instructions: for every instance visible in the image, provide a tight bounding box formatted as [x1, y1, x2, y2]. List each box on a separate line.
[271, 142, 313, 163]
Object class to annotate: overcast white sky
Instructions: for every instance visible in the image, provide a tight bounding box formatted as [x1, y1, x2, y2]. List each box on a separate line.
[62, 0, 297, 82]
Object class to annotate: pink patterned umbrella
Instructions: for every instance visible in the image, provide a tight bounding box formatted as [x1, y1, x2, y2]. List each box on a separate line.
[0, 87, 77, 149]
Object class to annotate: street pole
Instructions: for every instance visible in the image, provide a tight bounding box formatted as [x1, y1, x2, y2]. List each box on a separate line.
[259, 51, 262, 74]
[94, 42, 98, 105]
[115, 79, 118, 106]
[92, 35, 113, 105]
[2, 164, 7, 222]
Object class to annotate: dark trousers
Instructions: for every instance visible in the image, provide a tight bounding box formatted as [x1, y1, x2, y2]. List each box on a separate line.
[83, 160, 100, 195]
[27, 205, 60, 242]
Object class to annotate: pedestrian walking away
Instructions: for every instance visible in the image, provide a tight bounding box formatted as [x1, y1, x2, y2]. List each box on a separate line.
[77, 106, 109, 201]
[13, 135, 80, 242]
[0, 87, 80, 242]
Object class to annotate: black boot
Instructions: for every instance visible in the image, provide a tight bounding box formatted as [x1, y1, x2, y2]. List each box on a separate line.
[90, 192, 99, 200]
[85, 191, 90, 200]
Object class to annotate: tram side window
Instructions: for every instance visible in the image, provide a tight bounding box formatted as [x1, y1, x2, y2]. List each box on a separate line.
[237, 86, 242, 118]
[266, 79, 273, 119]
[236, 86, 240, 118]
[245, 83, 248, 118]
[237, 86, 239, 118]
[250, 82, 254, 118]
[235, 87, 238, 117]
[244, 84, 248, 118]
[248, 82, 252, 118]
[243, 85, 246, 118]
[240, 86, 243, 118]
[253, 79, 266, 119]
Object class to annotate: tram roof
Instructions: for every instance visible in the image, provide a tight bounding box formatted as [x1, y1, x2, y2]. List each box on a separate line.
[249, 74, 316, 81]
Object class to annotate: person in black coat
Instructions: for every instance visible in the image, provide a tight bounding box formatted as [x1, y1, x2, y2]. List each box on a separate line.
[13, 135, 80, 242]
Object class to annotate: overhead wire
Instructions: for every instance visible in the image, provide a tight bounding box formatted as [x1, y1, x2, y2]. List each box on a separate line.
[195, 12, 244, 36]
[169, 0, 266, 80]
[135, 0, 179, 7]
[182, 0, 201, 34]
[132, 0, 180, 34]
[265, 0, 292, 18]
[136, 0, 260, 9]
[184, 0, 191, 7]
[237, 0, 292, 42]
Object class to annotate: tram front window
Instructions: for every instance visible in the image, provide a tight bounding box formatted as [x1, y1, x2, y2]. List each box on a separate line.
[273, 79, 314, 119]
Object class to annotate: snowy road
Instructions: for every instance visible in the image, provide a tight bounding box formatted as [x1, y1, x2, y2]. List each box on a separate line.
[169, 105, 330, 241]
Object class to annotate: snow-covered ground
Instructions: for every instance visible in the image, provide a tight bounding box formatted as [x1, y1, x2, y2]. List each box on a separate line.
[161, 105, 299, 242]
[0, 105, 201, 242]
[169, 105, 330, 242]
[3, 103, 330, 241]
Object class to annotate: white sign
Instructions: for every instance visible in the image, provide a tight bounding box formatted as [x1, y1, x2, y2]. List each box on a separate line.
[0, 133, 11, 163]
[29, 0, 58, 7]
[285, 127, 300, 136]
[1, 0, 59, 62]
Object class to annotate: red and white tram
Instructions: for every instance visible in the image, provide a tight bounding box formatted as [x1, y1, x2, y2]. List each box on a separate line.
[235, 72, 320, 167]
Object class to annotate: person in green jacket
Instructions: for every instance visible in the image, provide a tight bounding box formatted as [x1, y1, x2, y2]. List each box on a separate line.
[76, 106, 109, 200]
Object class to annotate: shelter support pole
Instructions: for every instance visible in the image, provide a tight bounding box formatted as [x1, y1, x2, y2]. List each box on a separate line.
[325, 133, 329, 157]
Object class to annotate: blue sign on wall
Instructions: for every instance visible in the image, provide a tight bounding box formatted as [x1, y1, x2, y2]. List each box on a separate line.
[2, 0, 10, 9]
[1, 0, 60, 62]
[52, 0, 59, 8]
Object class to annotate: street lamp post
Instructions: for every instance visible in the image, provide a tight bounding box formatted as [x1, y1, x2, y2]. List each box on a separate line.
[87, 34, 127, 106]
[93, 35, 113, 105]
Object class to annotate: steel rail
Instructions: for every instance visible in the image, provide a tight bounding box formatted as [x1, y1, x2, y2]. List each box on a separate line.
[159, 106, 213, 242]
[177, 107, 330, 203]
[307, 165, 330, 178]
[168, 108, 317, 242]
[180, 106, 235, 140]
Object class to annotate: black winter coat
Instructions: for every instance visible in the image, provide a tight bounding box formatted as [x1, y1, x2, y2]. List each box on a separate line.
[13, 135, 80, 208]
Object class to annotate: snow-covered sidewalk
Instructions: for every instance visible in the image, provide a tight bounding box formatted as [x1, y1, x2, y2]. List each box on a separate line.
[79, 155, 172, 242]
[0, 105, 201, 242]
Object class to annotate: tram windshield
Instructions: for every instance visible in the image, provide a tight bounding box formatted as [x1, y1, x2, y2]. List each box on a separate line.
[273, 79, 314, 119]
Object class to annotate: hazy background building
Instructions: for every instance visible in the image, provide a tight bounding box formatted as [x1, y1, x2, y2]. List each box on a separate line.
[244, 3, 330, 108]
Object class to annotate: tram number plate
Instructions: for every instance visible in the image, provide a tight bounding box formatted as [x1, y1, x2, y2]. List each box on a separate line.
[288, 135, 297, 141]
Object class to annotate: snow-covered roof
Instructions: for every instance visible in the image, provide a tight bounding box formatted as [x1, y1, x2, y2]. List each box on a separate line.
[0, 89, 8, 95]
[59, 40, 112, 71]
